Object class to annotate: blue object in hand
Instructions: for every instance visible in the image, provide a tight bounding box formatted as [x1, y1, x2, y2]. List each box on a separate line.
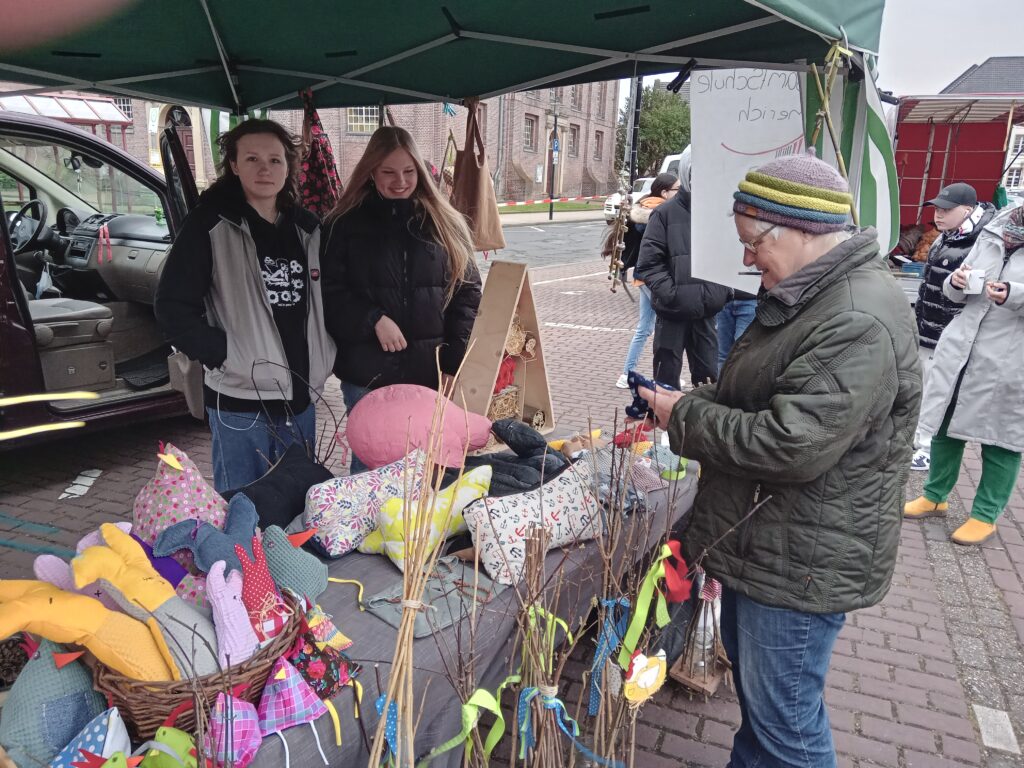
[626, 370, 676, 420]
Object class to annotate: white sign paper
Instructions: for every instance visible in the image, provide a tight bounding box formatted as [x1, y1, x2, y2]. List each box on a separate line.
[691, 68, 805, 293]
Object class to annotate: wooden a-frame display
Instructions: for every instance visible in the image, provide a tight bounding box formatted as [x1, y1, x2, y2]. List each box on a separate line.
[459, 261, 555, 432]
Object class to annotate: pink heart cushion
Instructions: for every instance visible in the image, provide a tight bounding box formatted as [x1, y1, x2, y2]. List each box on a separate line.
[347, 384, 491, 469]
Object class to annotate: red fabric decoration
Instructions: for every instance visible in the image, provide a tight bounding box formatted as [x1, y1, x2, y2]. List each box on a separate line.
[613, 421, 653, 448]
[493, 355, 517, 394]
[662, 539, 692, 603]
[297, 90, 342, 220]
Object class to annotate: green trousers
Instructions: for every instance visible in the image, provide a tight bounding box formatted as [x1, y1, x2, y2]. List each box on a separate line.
[924, 402, 1022, 524]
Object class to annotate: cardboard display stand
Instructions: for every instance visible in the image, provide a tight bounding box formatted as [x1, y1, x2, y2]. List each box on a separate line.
[458, 261, 555, 432]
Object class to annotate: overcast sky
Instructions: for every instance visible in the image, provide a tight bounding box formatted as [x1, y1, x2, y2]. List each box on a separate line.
[621, 1, 1021, 107]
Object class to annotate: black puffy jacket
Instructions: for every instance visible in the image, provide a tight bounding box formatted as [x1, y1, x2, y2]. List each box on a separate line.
[321, 194, 482, 389]
[634, 188, 732, 320]
[915, 203, 996, 348]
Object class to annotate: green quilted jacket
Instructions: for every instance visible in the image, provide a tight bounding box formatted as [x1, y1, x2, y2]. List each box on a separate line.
[671, 229, 922, 614]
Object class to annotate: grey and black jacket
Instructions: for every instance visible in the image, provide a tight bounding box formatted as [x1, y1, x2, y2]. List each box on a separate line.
[155, 181, 336, 403]
[670, 229, 922, 614]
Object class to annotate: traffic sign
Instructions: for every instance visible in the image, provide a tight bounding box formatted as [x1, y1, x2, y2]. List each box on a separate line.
[552, 137, 560, 152]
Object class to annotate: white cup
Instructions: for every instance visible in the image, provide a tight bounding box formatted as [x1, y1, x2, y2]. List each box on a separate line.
[964, 268, 986, 295]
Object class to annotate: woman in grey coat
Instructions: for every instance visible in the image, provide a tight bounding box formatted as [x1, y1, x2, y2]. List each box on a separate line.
[905, 205, 1024, 544]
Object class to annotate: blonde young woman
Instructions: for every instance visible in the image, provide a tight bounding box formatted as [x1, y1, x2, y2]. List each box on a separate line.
[321, 126, 481, 470]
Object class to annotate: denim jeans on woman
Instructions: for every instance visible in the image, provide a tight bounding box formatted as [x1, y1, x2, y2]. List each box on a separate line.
[341, 381, 371, 474]
[716, 299, 758, 372]
[207, 403, 317, 493]
[622, 286, 656, 375]
[719, 587, 845, 768]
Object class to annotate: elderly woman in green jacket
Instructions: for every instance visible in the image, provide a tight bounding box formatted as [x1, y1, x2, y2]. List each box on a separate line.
[640, 152, 921, 768]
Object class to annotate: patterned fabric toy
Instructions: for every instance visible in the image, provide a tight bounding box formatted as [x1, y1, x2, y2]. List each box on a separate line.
[0, 637, 106, 767]
[289, 628, 357, 700]
[206, 560, 260, 669]
[154, 492, 258, 574]
[261, 525, 327, 601]
[236, 535, 291, 643]
[132, 443, 227, 572]
[73, 523, 219, 676]
[358, 465, 492, 571]
[33, 524, 133, 611]
[306, 604, 352, 652]
[205, 691, 261, 768]
[257, 658, 331, 768]
[50, 708, 131, 768]
[303, 450, 426, 558]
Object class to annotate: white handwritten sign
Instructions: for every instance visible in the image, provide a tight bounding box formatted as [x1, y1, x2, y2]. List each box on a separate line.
[691, 68, 805, 293]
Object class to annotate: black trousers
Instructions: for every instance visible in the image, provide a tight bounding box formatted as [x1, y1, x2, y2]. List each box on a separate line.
[652, 315, 718, 388]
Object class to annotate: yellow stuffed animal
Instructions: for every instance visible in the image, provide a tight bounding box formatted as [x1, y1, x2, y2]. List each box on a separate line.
[0, 581, 177, 680]
[358, 466, 492, 570]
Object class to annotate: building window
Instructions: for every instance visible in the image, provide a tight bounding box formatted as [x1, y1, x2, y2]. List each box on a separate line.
[1007, 167, 1023, 189]
[1014, 134, 1024, 156]
[526, 89, 540, 99]
[596, 84, 607, 118]
[593, 130, 604, 161]
[113, 97, 133, 120]
[570, 85, 582, 110]
[569, 124, 580, 157]
[523, 114, 538, 151]
[347, 106, 379, 134]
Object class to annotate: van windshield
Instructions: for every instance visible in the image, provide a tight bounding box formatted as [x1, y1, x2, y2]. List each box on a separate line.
[0, 136, 162, 216]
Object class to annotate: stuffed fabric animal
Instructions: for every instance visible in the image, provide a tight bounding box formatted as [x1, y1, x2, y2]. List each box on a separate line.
[73, 523, 219, 676]
[132, 443, 227, 572]
[303, 450, 426, 558]
[358, 466, 492, 571]
[207, 560, 260, 669]
[347, 384, 491, 469]
[49, 708, 131, 768]
[32, 523, 134, 611]
[137, 725, 198, 768]
[205, 691, 261, 768]
[0, 637, 106, 766]
[131, 534, 188, 588]
[223, 443, 334, 530]
[306, 604, 351, 652]
[257, 658, 330, 768]
[153, 493, 258, 574]
[236, 535, 290, 643]
[0, 583, 177, 680]
[261, 526, 327, 601]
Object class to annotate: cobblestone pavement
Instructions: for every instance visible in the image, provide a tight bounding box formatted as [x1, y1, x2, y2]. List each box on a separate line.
[2, 250, 1024, 766]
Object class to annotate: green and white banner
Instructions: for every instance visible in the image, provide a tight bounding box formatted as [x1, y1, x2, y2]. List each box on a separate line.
[200, 108, 270, 166]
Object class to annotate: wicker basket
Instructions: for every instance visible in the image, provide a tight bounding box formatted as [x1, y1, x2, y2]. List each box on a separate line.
[487, 385, 520, 422]
[93, 594, 302, 740]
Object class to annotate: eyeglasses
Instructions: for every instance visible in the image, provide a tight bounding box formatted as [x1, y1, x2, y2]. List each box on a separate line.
[669, 185, 680, 191]
[739, 225, 778, 252]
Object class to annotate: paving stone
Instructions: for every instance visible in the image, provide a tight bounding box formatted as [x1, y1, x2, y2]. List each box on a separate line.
[896, 703, 978, 740]
[832, 731, 899, 767]
[859, 714, 937, 752]
[940, 734, 984, 765]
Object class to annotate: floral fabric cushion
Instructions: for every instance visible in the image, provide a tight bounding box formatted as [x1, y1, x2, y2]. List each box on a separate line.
[303, 451, 426, 558]
[358, 466, 492, 571]
[463, 462, 601, 585]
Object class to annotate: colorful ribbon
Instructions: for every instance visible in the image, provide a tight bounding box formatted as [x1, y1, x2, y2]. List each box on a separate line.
[617, 540, 691, 669]
[517, 687, 624, 768]
[588, 597, 630, 716]
[526, 605, 574, 674]
[374, 694, 399, 763]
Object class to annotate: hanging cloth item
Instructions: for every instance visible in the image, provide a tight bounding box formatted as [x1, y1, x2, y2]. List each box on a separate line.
[297, 90, 342, 220]
[450, 97, 506, 252]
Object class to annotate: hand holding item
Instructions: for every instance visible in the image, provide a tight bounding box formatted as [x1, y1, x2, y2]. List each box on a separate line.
[375, 315, 408, 353]
[951, 263, 971, 290]
[986, 281, 1009, 305]
[637, 385, 684, 430]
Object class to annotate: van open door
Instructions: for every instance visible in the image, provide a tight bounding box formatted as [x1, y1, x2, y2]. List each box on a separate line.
[159, 106, 204, 420]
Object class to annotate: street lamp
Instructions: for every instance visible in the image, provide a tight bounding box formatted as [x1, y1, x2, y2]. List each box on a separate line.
[549, 92, 561, 221]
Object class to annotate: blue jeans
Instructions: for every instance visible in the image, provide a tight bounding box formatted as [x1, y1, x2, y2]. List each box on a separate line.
[207, 403, 317, 493]
[622, 286, 656, 375]
[341, 381, 370, 475]
[716, 299, 757, 371]
[720, 588, 845, 768]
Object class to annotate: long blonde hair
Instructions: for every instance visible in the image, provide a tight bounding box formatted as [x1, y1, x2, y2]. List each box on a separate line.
[327, 126, 474, 306]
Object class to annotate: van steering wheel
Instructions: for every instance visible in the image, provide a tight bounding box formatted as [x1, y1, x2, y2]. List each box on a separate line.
[8, 200, 49, 255]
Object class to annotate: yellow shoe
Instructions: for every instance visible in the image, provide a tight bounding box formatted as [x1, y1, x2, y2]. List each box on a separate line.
[903, 496, 948, 519]
[951, 518, 997, 546]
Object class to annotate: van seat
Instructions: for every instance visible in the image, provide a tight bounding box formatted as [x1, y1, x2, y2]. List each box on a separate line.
[28, 298, 113, 348]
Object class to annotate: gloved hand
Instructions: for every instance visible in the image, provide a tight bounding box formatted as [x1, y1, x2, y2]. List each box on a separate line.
[0, 580, 177, 681]
[74, 523, 220, 676]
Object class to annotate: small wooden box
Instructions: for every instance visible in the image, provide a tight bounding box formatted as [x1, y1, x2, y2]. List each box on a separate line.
[458, 261, 555, 432]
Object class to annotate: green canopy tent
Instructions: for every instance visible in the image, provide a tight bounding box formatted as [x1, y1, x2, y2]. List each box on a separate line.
[0, 1, 884, 112]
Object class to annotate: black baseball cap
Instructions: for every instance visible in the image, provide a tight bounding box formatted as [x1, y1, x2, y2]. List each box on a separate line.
[925, 182, 977, 209]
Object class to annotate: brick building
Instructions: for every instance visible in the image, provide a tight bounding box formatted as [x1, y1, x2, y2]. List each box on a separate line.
[2, 79, 619, 203]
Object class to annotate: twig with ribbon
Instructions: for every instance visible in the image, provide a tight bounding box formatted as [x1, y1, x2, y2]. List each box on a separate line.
[588, 597, 630, 716]
[617, 540, 691, 670]
[517, 685, 625, 768]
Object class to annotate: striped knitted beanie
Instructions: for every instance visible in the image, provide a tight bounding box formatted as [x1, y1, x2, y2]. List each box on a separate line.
[733, 150, 853, 234]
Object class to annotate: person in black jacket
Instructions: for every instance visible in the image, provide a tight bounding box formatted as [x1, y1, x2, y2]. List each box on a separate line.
[911, 182, 995, 472]
[322, 126, 482, 471]
[155, 119, 336, 492]
[634, 147, 732, 388]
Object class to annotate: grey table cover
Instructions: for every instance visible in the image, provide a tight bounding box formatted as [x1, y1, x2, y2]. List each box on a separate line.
[249, 475, 696, 768]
